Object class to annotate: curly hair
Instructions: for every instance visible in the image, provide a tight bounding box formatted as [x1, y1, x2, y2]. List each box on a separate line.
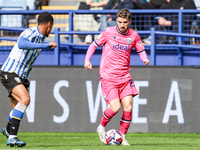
[116, 8, 131, 20]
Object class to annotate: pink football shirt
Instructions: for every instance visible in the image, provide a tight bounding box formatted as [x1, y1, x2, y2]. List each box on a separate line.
[93, 26, 145, 80]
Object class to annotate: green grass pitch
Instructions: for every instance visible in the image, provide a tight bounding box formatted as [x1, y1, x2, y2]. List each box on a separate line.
[1, 132, 200, 149]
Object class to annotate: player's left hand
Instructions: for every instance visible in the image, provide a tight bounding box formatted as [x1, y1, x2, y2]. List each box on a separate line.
[49, 41, 57, 49]
[143, 59, 150, 66]
[84, 59, 93, 70]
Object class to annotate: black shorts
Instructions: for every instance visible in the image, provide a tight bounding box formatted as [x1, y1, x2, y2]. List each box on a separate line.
[0, 71, 30, 97]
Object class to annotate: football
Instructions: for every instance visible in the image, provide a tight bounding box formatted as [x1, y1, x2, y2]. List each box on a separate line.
[106, 129, 123, 145]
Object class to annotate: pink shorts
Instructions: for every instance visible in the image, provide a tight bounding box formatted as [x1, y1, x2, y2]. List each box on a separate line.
[101, 78, 139, 105]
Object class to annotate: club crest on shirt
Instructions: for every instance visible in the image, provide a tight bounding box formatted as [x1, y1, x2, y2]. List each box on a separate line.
[127, 38, 132, 44]
[14, 77, 21, 83]
[113, 36, 116, 40]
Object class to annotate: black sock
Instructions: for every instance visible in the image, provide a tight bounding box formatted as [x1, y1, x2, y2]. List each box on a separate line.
[6, 122, 11, 133]
[10, 118, 20, 136]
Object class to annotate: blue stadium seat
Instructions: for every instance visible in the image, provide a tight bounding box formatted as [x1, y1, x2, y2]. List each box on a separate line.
[0, 0, 27, 27]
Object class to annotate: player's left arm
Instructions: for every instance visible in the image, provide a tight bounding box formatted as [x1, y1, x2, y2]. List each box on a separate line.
[134, 33, 150, 66]
[138, 51, 150, 66]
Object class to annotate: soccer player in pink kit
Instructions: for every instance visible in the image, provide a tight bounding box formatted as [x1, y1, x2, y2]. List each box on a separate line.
[84, 8, 150, 146]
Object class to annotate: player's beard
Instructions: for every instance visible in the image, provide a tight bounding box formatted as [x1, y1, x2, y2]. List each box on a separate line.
[44, 32, 50, 37]
[119, 27, 128, 33]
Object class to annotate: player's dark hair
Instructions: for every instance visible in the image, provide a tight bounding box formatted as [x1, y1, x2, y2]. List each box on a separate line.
[116, 9, 131, 20]
[38, 12, 53, 25]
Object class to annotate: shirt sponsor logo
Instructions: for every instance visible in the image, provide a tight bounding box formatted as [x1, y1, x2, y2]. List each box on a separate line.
[113, 43, 130, 51]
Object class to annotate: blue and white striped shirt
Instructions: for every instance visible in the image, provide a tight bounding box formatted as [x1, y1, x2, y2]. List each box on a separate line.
[1, 26, 50, 79]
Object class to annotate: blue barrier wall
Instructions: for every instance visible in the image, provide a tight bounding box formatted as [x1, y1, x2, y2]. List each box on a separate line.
[0, 10, 200, 66]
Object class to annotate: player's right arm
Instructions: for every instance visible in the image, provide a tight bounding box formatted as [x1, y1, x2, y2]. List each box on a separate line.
[84, 29, 107, 70]
[18, 36, 57, 50]
[84, 43, 97, 70]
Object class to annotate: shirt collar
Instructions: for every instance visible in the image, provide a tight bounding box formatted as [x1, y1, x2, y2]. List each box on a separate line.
[36, 26, 45, 39]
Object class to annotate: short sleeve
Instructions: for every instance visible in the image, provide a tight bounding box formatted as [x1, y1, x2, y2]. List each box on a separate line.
[23, 29, 33, 38]
[21, 28, 36, 42]
[93, 30, 107, 47]
[134, 33, 145, 52]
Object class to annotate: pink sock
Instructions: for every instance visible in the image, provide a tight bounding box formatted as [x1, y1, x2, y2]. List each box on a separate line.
[120, 111, 132, 135]
[100, 107, 117, 127]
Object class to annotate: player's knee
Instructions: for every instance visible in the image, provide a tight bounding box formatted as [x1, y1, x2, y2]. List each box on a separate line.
[21, 95, 30, 106]
[123, 104, 132, 112]
[111, 104, 121, 113]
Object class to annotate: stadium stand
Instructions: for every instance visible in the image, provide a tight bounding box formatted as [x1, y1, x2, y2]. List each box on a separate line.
[48, 0, 80, 7]
[0, 0, 200, 66]
[0, 0, 27, 27]
[190, 0, 200, 44]
[26, 0, 37, 10]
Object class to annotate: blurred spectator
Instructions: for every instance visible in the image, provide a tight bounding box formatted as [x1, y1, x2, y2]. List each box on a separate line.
[68, 0, 109, 43]
[139, 0, 147, 3]
[158, 0, 196, 26]
[134, 0, 168, 9]
[77, 0, 109, 9]
[35, 0, 42, 10]
[143, 0, 197, 44]
[100, 0, 135, 31]
[35, 0, 48, 10]
[132, 0, 168, 38]
[86, 0, 109, 7]
[133, 0, 148, 4]
[46, 0, 49, 5]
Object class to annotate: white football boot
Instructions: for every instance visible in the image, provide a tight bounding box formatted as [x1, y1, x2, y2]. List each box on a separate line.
[121, 139, 131, 146]
[96, 127, 107, 144]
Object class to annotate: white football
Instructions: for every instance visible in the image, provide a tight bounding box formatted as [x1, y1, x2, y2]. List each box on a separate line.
[106, 129, 123, 145]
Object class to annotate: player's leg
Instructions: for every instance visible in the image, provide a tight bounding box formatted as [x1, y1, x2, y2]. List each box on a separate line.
[2, 110, 12, 139]
[0, 71, 29, 147]
[119, 79, 138, 146]
[7, 84, 30, 147]
[97, 98, 121, 144]
[97, 79, 120, 144]
[0, 71, 14, 139]
[1, 97, 17, 139]
[120, 95, 133, 146]
[98, 98, 121, 131]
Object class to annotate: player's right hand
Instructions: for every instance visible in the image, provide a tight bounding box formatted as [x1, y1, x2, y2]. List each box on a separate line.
[49, 41, 57, 49]
[84, 59, 93, 70]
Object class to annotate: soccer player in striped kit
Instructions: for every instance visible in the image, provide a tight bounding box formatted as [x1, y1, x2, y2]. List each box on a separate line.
[0, 12, 57, 147]
[84, 8, 150, 146]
